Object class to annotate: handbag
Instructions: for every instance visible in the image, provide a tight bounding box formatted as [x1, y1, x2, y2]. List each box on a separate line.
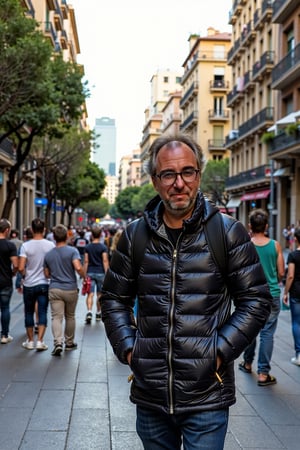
[81, 276, 92, 295]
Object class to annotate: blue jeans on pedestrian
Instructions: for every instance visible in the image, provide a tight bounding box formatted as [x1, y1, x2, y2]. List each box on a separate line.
[289, 297, 300, 355]
[136, 405, 229, 450]
[23, 284, 49, 328]
[87, 273, 105, 295]
[243, 296, 280, 374]
[0, 286, 13, 337]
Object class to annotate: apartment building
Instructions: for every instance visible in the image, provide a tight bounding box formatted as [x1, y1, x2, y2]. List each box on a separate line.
[140, 70, 182, 185]
[268, 0, 300, 234]
[160, 91, 182, 135]
[180, 28, 232, 163]
[225, 0, 276, 229]
[103, 175, 118, 205]
[0, 0, 83, 231]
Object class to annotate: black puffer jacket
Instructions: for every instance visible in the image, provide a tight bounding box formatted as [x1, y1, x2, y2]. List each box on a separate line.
[101, 193, 272, 414]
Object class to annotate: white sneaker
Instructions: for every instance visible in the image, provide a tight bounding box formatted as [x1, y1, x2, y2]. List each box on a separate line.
[22, 340, 34, 350]
[1, 335, 13, 344]
[36, 341, 48, 351]
[291, 355, 300, 366]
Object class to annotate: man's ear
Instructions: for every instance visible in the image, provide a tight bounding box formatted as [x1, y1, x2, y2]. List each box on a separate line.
[151, 176, 159, 192]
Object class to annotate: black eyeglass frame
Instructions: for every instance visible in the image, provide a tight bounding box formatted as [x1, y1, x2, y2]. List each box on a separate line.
[155, 168, 200, 186]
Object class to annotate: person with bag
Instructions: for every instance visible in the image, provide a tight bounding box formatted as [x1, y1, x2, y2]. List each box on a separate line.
[283, 227, 300, 365]
[239, 209, 285, 385]
[83, 225, 109, 324]
[100, 132, 272, 450]
[44, 225, 84, 356]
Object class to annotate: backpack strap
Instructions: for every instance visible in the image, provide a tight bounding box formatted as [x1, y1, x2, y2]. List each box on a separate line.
[203, 212, 227, 277]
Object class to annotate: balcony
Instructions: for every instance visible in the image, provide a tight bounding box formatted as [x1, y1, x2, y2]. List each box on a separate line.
[209, 79, 229, 92]
[208, 139, 226, 152]
[239, 107, 274, 139]
[240, 20, 256, 47]
[61, 0, 69, 19]
[180, 111, 198, 131]
[0, 138, 15, 168]
[54, 3, 64, 31]
[60, 29, 68, 50]
[272, 0, 299, 24]
[46, 0, 56, 10]
[226, 164, 270, 190]
[20, 0, 35, 18]
[243, 70, 255, 91]
[227, 37, 241, 65]
[179, 82, 198, 108]
[254, 0, 273, 30]
[268, 129, 300, 158]
[208, 109, 230, 122]
[252, 50, 275, 81]
[272, 43, 300, 90]
[227, 84, 244, 107]
[44, 21, 57, 47]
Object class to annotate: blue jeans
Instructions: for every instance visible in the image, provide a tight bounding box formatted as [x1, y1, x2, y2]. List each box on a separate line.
[0, 286, 13, 337]
[23, 284, 49, 328]
[289, 297, 300, 355]
[136, 405, 229, 450]
[87, 273, 105, 294]
[243, 296, 280, 374]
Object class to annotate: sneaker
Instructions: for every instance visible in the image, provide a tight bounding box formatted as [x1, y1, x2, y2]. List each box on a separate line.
[85, 312, 92, 324]
[291, 355, 300, 366]
[22, 340, 34, 350]
[1, 335, 13, 344]
[65, 342, 78, 351]
[96, 312, 102, 321]
[36, 341, 48, 351]
[51, 344, 63, 356]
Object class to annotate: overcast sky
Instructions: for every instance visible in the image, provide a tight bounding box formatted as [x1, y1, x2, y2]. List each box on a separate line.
[70, 0, 232, 161]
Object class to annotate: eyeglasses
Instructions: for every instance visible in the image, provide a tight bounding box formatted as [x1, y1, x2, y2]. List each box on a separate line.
[155, 168, 200, 186]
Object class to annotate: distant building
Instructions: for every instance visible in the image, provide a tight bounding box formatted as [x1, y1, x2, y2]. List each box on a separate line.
[103, 175, 119, 205]
[93, 117, 117, 175]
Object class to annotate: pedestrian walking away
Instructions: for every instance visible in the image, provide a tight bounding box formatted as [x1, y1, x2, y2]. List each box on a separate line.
[101, 132, 272, 450]
[18, 218, 55, 351]
[239, 208, 285, 386]
[83, 225, 109, 324]
[0, 218, 18, 344]
[44, 224, 85, 356]
[283, 227, 300, 366]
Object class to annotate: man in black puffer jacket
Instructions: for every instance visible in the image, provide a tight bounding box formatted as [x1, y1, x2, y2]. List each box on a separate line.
[101, 133, 272, 450]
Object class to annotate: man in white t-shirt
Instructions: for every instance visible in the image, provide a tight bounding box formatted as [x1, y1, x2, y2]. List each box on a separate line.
[19, 218, 55, 351]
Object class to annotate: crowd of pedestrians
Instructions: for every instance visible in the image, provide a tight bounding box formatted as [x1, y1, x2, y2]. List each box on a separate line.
[0, 218, 121, 356]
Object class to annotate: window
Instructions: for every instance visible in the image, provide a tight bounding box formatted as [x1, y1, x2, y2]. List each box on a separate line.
[163, 76, 169, 83]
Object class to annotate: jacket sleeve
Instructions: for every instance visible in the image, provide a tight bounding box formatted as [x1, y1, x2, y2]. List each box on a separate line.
[100, 223, 137, 364]
[217, 218, 272, 363]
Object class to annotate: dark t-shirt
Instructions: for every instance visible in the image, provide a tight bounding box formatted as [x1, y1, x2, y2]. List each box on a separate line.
[0, 239, 17, 288]
[85, 242, 108, 274]
[287, 249, 300, 297]
[74, 237, 88, 255]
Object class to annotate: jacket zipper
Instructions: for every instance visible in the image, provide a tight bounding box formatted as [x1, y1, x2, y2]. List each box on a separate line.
[168, 245, 180, 415]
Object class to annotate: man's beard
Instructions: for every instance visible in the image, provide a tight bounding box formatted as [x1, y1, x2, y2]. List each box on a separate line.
[163, 195, 196, 217]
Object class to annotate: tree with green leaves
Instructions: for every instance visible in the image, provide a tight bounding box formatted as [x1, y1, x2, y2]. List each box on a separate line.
[200, 158, 229, 208]
[115, 186, 140, 219]
[80, 198, 110, 222]
[131, 183, 156, 213]
[0, 1, 88, 218]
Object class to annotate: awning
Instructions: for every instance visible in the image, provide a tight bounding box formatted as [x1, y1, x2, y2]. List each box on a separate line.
[241, 189, 271, 201]
[273, 167, 291, 177]
[267, 110, 300, 132]
[226, 196, 242, 208]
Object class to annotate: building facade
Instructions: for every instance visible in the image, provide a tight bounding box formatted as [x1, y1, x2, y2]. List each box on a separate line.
[180, 28, 232, 162]
[93, 117, 117, 176]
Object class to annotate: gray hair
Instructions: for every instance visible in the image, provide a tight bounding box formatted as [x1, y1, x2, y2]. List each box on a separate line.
[145, 132, 205, 176]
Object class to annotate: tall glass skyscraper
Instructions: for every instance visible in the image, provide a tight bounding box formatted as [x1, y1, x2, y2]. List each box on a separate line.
[93, 117, 116, 175]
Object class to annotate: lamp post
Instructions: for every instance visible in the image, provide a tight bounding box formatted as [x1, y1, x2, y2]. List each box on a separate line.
[268, 158, 275, 239]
